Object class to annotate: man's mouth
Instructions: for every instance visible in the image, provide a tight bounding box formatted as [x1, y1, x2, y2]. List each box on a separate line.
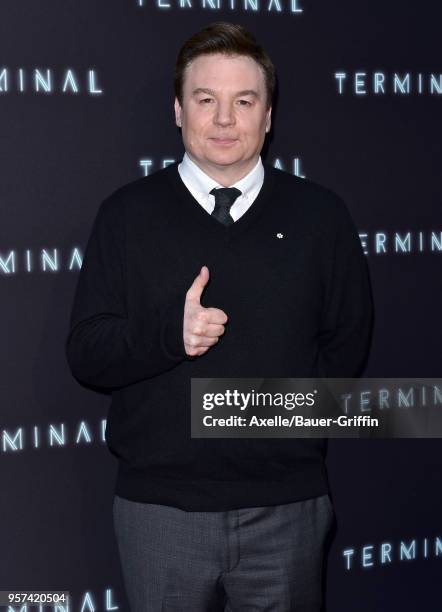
[210, 138, 238, 145]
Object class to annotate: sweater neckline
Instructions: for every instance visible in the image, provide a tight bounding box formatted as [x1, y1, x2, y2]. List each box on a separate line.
[164, 160, 276, 240]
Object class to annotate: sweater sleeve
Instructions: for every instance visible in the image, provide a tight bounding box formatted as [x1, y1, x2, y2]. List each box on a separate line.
[317, 195, 374, 378]
[65, 191, 189, 389]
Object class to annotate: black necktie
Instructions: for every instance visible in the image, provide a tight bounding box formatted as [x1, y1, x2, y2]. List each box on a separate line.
[209, 187, 242, 226]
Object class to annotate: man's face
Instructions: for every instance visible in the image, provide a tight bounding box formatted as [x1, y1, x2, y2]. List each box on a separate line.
[174, 53, 271, 174]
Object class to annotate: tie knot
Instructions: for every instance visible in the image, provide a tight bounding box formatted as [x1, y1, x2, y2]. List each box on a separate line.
[210, 187, 242, 211]
[209, 187, 242, 226]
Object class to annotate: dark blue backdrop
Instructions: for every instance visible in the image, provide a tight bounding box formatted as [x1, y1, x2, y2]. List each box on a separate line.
[1, 1, 441, 609]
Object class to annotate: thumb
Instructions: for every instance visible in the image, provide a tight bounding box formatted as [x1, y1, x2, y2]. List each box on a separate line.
[187, 266, 210, 303]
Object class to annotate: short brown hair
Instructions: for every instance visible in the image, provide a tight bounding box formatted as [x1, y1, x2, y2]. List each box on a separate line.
[174, 21, 276, 110]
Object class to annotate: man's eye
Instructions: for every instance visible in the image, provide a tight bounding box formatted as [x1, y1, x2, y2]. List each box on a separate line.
[198, 98, 252, 106]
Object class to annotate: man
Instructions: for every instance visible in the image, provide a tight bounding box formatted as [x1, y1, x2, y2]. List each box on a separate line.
[66, 21, 373, 611]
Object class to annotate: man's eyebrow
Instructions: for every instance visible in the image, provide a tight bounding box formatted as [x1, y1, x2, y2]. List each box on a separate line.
[192, 87, 260, 98]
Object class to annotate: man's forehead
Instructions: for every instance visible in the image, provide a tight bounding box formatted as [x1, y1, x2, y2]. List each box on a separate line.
[184, 55, 265, 91]
[187, 54, 261, 75]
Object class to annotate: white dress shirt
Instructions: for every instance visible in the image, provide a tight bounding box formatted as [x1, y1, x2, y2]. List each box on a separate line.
[177, 152, 264, 222]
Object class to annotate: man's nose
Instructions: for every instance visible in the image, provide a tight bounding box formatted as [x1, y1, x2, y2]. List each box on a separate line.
[213, 103, 235, 125]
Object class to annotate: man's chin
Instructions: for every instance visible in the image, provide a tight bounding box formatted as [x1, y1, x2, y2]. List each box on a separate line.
[204, 153, 244, 167]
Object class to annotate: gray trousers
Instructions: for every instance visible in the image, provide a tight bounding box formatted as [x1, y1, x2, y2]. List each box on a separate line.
[113, 493, 334, 611]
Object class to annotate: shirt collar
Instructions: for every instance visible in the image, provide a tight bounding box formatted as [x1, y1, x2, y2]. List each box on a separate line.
[179, 151, 264, 201]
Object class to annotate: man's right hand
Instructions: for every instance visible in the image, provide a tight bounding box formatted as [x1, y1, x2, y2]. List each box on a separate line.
[183, 266, 228, 357]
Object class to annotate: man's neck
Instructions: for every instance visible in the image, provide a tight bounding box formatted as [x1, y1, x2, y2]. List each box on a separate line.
[185, 153, 260, 187]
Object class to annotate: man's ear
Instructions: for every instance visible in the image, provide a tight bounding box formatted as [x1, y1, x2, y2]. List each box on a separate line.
[174, 97, 182, 128]
[265, 107, 272, 133]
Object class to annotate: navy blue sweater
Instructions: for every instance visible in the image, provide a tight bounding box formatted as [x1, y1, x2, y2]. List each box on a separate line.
[66, 161, 373, 511]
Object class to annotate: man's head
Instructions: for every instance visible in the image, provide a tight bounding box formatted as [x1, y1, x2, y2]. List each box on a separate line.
[174, 22, 276, 181]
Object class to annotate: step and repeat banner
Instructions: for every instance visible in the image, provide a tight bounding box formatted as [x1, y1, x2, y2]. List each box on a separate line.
[1, 0, 441, 610]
